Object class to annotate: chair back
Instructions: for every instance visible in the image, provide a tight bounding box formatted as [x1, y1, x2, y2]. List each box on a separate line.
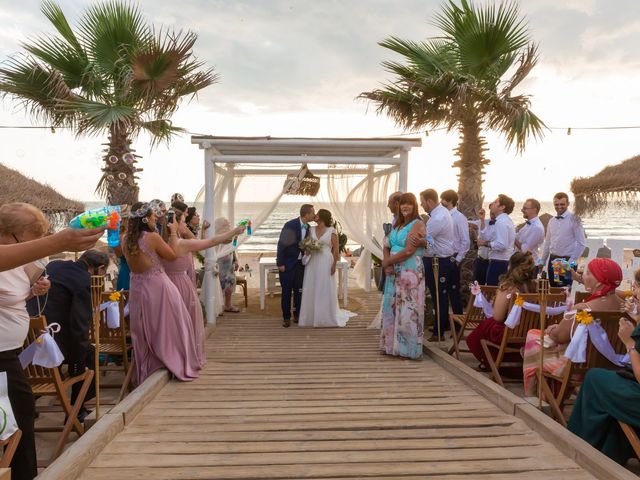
[575, 290, 590, 304]
[584, 311, 632, 371]
[464, 285, 498, 322]
[509, 293, 567, 341]
[22, 316, 57, 386]
[90, 290, 129, 346]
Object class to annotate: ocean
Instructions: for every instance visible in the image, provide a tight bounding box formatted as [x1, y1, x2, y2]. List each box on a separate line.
[85, 201, 638, 252]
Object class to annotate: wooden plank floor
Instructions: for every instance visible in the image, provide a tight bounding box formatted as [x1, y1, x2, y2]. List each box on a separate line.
[79, 292, 594, 479]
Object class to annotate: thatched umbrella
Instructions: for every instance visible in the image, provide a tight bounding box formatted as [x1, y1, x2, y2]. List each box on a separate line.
[0, 163, 84, 229]
[571, 155, 640, 216]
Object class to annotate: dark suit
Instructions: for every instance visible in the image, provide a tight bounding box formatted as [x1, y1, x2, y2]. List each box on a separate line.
[276, 218, 307, 321]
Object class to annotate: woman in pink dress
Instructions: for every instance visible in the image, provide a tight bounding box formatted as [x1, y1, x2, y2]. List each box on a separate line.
[123, 203, 244, 385]
[161, 210, 242, 366]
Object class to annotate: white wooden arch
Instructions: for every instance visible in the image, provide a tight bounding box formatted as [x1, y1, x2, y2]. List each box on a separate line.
[191, 136, 422, 324]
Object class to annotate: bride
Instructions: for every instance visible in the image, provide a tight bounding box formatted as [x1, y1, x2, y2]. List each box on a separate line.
[299, 209, 354, 327]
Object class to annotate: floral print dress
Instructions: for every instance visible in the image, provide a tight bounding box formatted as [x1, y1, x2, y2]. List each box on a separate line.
[380, 219, 425, 359]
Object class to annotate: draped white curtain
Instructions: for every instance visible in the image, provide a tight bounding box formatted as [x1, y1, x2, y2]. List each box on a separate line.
[315, 164, 399, 288]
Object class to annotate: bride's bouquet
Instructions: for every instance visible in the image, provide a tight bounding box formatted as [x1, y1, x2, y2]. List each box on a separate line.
[300, 237, 323, 253]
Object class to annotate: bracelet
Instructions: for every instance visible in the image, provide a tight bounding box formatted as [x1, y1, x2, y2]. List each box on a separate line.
[627, 345, 638, 354]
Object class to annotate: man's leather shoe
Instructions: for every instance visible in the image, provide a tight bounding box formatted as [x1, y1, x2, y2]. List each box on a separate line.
[293, 317, 299, 324]
[283, 318, 291, 328]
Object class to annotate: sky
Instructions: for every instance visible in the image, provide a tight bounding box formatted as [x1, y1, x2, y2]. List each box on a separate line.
[0, 0, 639, 204]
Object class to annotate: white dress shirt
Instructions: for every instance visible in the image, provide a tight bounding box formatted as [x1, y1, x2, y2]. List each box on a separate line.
[516, 216, 545, 264]
[488, 213, 515, 261]
[425, 204, 455, 258]
[449, 207, 470, 263]
[541, 210, 586, 262]
[473, 219, 494, 259]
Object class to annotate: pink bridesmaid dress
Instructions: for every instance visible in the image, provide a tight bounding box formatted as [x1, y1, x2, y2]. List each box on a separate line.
[128, 232, 201, 384]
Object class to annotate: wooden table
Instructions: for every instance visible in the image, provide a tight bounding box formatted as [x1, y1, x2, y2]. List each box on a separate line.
[259, 257, 349, 310]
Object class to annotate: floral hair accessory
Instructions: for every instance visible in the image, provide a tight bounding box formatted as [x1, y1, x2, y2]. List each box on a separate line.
[149, 199, 166, 216]
[576, 310, 594, 325]
[130, 203, 153, 218]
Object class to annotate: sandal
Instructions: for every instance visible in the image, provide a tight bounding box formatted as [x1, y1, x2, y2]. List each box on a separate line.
[224, 306, 240, 313]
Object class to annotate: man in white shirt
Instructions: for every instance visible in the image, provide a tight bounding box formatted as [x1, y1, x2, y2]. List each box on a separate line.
[440, 189, 470, 314]
[412, 189, 455, 341]
[477, 194, 516, 286]
[515, 198, 545, 275]
[541, 192, 587, 287]
[471, 209, 495, 283]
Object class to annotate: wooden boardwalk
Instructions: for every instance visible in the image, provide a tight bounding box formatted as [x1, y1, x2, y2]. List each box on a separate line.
[77, 303, 595, 479]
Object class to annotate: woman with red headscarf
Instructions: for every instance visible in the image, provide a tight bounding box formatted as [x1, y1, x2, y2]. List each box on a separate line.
[522, 258, 624, 396]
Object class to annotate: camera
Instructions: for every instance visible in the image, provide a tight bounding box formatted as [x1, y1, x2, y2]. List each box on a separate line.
[166, 209, 175, 224]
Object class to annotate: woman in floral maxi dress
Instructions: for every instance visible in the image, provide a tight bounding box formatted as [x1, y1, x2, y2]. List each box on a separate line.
[380, 193, 426, 359]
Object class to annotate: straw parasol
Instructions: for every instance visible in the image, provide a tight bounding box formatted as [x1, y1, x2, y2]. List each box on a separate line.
[570, 154, 640, 216]
[0, 163, 84, 229]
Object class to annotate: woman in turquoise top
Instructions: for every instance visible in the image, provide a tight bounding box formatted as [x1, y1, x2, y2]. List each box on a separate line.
[380, 193, 426, 359]
[568, 269, 640, 465]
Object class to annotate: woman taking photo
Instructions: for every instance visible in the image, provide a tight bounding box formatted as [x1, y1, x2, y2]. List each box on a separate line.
[379, 193, 425, 359]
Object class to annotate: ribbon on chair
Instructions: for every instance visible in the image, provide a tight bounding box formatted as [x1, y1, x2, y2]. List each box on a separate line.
[19, 323, 64, 369]
[504, 294, 568, 329]
[564, 318, 630, 366]
[99, 300, 120, 328]
[470, 281, 493, 318]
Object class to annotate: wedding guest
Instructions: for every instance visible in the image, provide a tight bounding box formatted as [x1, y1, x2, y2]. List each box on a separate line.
[0, 227, 104, 273]
[515, 198, 545, 274]
[213, 217, 241, 313]
[541, 192, 587, 288]
[380, 193, 425, 359]
[0, 203, 52, 480]
[477, 195, 515, 286]
[185, 207, 209, 238]
[466, 251, 536, 370]
[440, 189, 469, 315]
[380, 192, 403, 291]
[160, 211, 243, 366]
[472, 208, 495, 284]
[568, 314, 640, 464]
[123, 202, 201, 385]
[521, 257, 624, 396]
[412, 189, 455, 341]
[27, 249, 110, 421]
[277, 204, 316, 327]
[171, 201, 195, 240]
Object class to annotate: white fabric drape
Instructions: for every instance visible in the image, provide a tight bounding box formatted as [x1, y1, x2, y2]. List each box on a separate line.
[316, 165, 398, 288]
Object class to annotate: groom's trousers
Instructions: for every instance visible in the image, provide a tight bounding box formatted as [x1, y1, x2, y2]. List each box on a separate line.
[279, 260, 305, 321]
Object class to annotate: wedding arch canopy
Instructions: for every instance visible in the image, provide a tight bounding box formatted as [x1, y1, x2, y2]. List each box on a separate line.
[191, 135, 422, 324]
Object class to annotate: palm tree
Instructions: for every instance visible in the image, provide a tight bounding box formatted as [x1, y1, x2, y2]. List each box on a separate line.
[0, 1, 217, 205]
[360, 0, 545, 217]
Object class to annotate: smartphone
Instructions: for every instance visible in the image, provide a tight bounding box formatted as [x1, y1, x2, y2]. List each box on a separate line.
[166, 210, 175, 224]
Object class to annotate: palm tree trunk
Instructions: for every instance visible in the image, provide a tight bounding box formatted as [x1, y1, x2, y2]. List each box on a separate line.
[96, 124, 140, 206]
[453, 118, 488, 219]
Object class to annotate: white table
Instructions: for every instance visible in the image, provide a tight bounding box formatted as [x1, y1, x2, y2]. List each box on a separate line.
[259, 257, 349, 310]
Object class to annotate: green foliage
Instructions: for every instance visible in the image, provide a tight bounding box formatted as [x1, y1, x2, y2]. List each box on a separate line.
[332, 220, 348, 254]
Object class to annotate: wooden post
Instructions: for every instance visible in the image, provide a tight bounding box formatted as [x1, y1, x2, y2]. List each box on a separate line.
[433, 257, 442, 349]
[537, 272, 550, 409]
[90, 275, 105, 420]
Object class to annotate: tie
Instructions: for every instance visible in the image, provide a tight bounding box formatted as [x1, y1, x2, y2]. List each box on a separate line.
[489, 220, 496, 225]
[526, 220, 531, 225]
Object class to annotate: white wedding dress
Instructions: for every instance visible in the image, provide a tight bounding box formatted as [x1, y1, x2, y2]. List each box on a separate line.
[299, 226, 355, 328]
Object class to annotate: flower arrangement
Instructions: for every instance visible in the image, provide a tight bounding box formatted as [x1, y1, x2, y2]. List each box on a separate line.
[299, 237, 322, 253]
[576, 310, 594, 325]
[514, 295, 524, 307]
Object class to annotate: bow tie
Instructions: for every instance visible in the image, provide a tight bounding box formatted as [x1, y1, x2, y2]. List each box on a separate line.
[488, 220, 496, 225]
[555, 215, 563, 220]
[526, 220, 531, 225]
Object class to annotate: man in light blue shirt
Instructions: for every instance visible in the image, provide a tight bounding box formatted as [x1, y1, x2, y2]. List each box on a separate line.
[476, 194, 516, 286]
[412, 189, 455, 341]
[440, 189, 469, 315]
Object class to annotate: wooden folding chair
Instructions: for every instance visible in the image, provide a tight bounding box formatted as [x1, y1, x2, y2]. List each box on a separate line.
[0, 429, 21, 468]
[481, 293, 566, 387]
[90, 290, 133, 401]
[541, 311, 633, 427]
[22, 316, 94, 466]
[235, 276, 248, 307]
[574, 290, 589, 304]
[619, 421, 640, 459]
[448, 285, 498, 359]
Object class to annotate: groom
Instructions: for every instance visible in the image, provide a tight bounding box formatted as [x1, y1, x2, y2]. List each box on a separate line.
[277, 204, 316, 327]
